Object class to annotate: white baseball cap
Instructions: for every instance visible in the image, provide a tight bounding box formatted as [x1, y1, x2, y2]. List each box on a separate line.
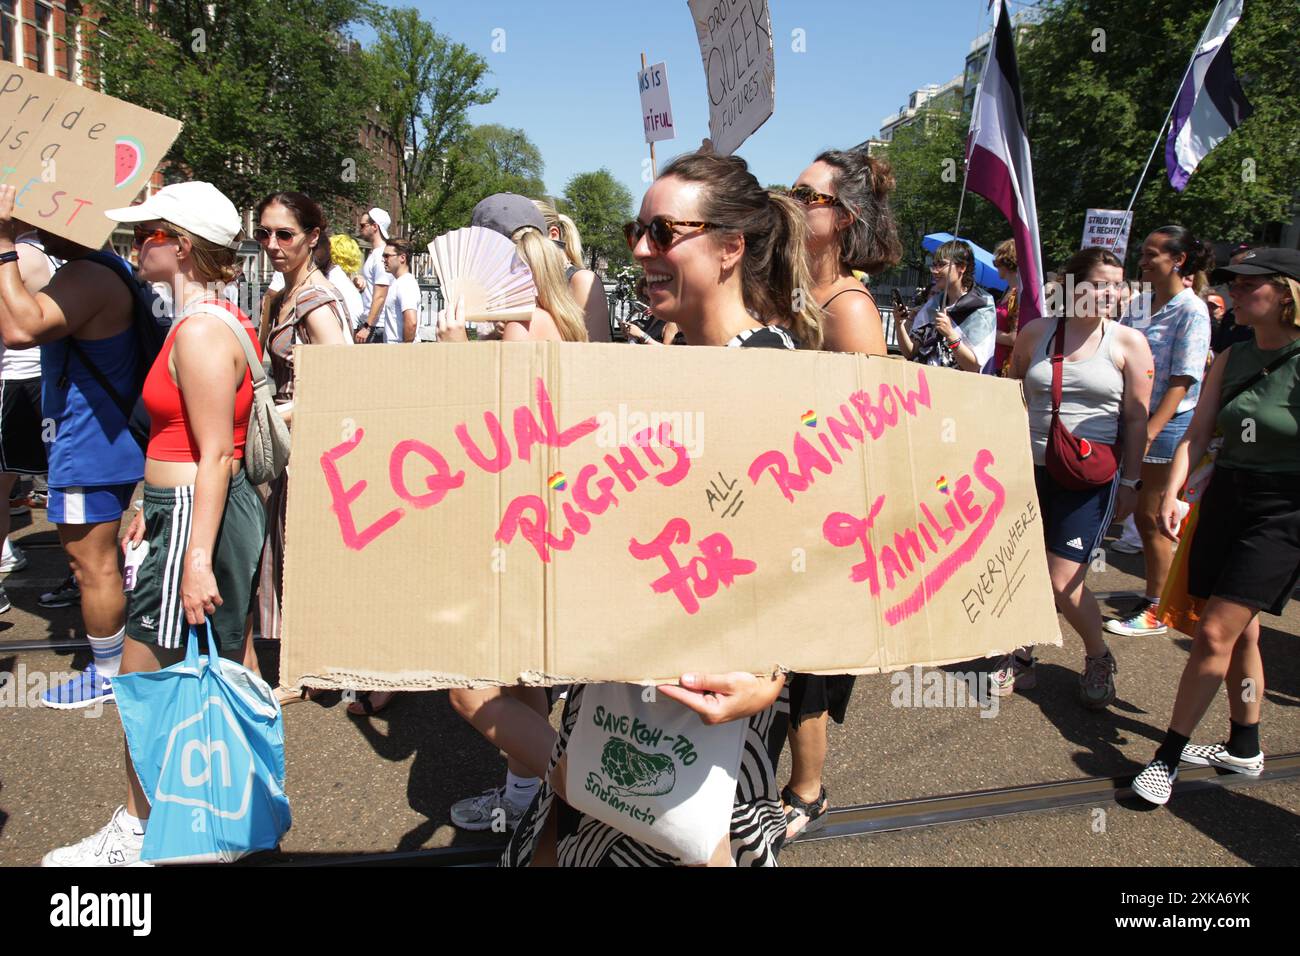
[105, 181, 242, 249]
[368, 207, 391, 240]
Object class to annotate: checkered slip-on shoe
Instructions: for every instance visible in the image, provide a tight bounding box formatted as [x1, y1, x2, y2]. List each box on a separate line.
[1181, 742, 1264, 777]
[1130, 759, 1177, 805]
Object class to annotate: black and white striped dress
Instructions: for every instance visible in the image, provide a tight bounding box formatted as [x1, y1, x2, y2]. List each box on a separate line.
[501, 683, 791, 867]
[501, 323, 797, 868]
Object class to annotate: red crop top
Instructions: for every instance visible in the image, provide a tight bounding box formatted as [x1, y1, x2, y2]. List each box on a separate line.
[143, 300, 262, 462]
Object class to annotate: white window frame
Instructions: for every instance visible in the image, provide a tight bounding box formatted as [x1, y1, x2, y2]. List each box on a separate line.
[0, 0, 21, 66]
[34, 0, 56, 75]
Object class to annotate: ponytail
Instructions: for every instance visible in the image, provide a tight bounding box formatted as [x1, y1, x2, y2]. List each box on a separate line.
[532, 198, 585, 271]
[512, 227, 589, 342]
[660, 150, 823, 350]
[557, 213, 584, 271]
[768, 191, 824, 350]
[1152, 224, 1215, 275]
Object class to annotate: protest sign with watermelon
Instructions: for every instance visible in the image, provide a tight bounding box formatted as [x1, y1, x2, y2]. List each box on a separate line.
[0, 65, 181, 249]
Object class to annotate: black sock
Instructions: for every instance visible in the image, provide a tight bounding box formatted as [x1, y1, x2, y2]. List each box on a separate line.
[1154, 728, 1190, 768]
[1227, 720, 1260, 758]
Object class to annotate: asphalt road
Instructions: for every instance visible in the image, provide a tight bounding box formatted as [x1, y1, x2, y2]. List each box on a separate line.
[0, 500, 1296, 866]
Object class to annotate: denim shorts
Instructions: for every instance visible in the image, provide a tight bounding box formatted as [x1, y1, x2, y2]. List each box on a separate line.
[1145, 408, 1194, 465]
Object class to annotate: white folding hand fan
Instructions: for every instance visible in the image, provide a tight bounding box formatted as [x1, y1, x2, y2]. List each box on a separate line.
[427, 226, 537, 322]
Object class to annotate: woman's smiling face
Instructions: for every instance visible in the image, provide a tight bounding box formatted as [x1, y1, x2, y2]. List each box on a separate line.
[631, 176, 733, 325]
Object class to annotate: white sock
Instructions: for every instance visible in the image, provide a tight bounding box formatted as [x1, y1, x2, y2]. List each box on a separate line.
[119, 811, 146, 835]
[505, 770, 539, 809]
[1, 538, 13, 560]
[87, 627, 126, 678]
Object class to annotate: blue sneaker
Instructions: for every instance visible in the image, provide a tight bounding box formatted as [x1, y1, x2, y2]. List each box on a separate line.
[41, 663, 115, 710]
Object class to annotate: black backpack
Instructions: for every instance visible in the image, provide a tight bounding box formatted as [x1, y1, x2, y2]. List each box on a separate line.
[59, 251, 171, 451]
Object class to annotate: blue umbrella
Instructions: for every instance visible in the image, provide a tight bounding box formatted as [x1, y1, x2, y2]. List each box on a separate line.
[922, 233, 1009, 293]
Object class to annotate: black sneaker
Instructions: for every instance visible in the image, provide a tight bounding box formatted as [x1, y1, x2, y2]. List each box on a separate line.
[39, 575, 80, 609]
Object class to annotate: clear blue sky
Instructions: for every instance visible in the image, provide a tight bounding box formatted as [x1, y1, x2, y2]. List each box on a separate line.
[369, 0, 999, 208]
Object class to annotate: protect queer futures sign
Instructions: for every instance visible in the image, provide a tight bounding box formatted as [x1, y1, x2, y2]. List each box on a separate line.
[687, 0, 775, 157]
[0, 65, 182, 249]
[281, 343, 1062, 689]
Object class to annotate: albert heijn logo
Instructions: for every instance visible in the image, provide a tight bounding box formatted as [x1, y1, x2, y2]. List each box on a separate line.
[154, 696, 256, 821]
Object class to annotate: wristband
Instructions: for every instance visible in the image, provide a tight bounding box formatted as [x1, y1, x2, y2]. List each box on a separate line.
[0, 250, 17, 265]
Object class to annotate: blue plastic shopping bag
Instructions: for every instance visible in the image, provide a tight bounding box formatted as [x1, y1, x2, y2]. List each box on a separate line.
[114, 623, 292, 863]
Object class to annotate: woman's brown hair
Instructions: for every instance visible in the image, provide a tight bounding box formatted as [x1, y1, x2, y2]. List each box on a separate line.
[167, 223, 240, 285]
[814, 149, 902, 275]
[661, 151, 824, 349]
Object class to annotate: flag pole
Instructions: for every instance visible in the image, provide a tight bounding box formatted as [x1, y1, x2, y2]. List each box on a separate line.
[953, 0, 998, 239]
[641, 52, 657, 177]
[1124, 12, 1215, 216]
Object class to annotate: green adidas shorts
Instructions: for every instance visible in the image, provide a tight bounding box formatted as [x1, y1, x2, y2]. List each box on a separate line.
[126, 469, 266, 654]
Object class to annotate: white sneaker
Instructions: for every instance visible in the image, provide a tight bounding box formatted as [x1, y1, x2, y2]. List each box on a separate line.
[0, 543, 27, 573]
[1181, 742, 1264, 777]
[1111, 516, 1143, 554]
[42, 806, 151, 867]
[449, 786, 527, 832]
[988, 653, 1036, 697]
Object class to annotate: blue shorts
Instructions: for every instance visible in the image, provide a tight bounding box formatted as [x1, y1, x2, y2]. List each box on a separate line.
[1034, 466, 1119, 564]
[1145, 408, 1194, 464]
[48, 483, 136, 525]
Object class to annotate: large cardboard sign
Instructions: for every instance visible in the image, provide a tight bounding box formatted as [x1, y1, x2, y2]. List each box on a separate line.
[638, 61, 676, 144]
[282, 344, 1061, 689]
[1081, 209, 1134, 262]
[687, 0, 775, 157]
[0, 66, 181, 248]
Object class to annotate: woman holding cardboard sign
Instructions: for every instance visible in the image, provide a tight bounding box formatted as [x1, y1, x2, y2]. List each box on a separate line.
[780, 147, 900, 839]
[0, 189, 145, 713]
[501, 151, 807, 867]
[42, 181, 267, 866]
[439, 194, 587, 833]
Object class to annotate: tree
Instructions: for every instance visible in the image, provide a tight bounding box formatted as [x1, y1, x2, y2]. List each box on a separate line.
[92, 0, 378, 216]
[407, 124, 547, 240]
[366, 6, 497, 224]
[564, 170, 634, 270]
[880, 112, 1003, 270]
[1017, 0, 1300, 268]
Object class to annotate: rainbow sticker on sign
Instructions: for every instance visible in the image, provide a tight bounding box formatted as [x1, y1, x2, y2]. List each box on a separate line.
[114, 136, 146, 189]
[548, 472, 568, 492]
[801, 410, 817, 428]
[935, 476, 950, 495]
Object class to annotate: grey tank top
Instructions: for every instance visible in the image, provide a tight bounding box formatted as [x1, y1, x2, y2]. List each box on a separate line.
[1024, 320, 1124, 467]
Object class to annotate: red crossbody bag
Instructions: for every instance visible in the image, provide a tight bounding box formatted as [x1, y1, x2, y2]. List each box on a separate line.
[1045, 318, 1122, 490]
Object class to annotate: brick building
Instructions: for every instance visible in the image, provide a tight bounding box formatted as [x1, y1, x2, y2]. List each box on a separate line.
[1, 0, 90, 85]
[4, 4, 407, 272]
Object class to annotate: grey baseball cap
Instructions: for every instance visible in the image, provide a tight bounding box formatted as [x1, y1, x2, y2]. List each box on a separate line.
[471, 193, 546, 239]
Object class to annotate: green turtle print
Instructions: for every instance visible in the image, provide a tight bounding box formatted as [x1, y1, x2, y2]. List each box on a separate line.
[601, 738, 677, 796]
